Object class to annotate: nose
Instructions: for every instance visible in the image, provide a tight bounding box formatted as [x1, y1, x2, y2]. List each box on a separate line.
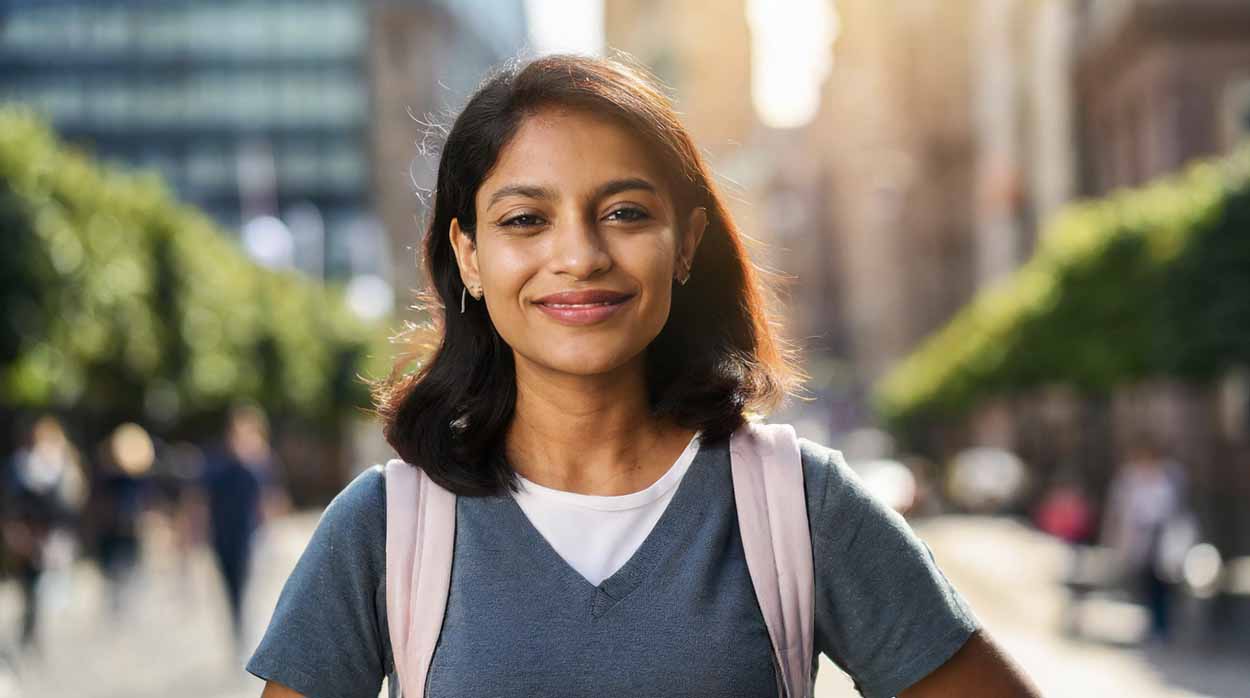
[548, 215, 612, 279]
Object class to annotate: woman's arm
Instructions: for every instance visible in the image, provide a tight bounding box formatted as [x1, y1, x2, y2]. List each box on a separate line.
[899, 629, 1042, 697]
[259, 680, 303, 697]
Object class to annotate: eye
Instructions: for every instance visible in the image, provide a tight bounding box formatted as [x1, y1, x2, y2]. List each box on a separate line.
[604, 206, 650, 223]
[500, 213, 545, 228]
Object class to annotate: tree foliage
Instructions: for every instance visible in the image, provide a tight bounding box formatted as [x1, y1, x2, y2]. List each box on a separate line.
[875, 146, 1250, 429]
[0, 107, 392, 426]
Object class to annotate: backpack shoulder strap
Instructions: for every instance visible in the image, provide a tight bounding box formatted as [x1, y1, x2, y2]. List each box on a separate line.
[384, 458, 457, 698]
[729, 421, 815, 698]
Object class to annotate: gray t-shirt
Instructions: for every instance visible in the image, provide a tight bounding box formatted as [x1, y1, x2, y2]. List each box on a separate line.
[247, 434, 979, 698]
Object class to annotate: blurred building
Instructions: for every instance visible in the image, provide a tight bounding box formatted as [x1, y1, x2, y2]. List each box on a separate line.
[810, 1, 981, 389]
[973, 0, 1079, 288]
[1072, 0, 1250, 557]
[0, 0, 528, 290]
[0, 0, 373, 278]
[604, 0, 755, 159]
[894, 0, 1250, 556]
[1076, 0, 1250, 193]
[368, 0, 528, 297]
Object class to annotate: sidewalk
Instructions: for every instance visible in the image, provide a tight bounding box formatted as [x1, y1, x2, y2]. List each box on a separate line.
[873, 516, 1250, 698]
[0, 514, 317, 698]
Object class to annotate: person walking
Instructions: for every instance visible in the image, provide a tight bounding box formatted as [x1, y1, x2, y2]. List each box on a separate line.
[202, 404, 282, 654]
[1101, 436, 1187, 642]
[1, 415, 86, 651]
[89, 422, 156, 617]
[247, 54, 1041, 698]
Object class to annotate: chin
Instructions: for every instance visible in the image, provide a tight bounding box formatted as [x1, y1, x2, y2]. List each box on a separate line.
[533, 344, 644, 378]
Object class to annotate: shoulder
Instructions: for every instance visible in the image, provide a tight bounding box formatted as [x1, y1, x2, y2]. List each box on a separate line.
[797, 436, 852, 494]
[281, 464, 388, 615]
[329, 464, 388, 515]
[312, 465, 387, 561]
[796, 437, 861, 517]
[795, 434, 908, 550]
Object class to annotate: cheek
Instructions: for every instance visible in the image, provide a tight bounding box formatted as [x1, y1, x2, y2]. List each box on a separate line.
[476, 243, 534, 298]
[630, 230, 680, 273]
[634, 236, 679, 290]
[623, 238, 678, 323]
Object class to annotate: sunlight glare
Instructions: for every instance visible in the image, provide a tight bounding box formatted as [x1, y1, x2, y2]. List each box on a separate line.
[747, 0, 839, 129]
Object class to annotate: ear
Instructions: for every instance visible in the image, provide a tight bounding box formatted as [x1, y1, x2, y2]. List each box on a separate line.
[679, 206, 708, 270]
[448, 217, 481, 292]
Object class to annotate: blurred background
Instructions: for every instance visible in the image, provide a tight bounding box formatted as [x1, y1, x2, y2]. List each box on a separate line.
[1, 0, 1249, 696]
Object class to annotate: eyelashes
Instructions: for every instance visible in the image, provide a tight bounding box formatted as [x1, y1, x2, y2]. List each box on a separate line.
[501, 213, 545, 228]
[499, 206, 652, 229]
[605, 206, 650, 223]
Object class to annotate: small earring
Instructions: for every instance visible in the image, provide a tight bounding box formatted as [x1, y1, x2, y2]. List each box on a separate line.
[460, 285, 482, 313]
[676, 263, 691, 286]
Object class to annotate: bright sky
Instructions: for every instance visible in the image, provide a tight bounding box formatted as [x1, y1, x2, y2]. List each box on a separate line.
[524, 0, 605, 56]
[523, 0, 839, 130]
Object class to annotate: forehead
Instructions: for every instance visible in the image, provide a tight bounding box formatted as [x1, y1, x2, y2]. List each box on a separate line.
[481, 107, 668, 197]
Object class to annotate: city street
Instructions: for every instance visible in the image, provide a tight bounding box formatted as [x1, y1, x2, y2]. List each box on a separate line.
[1, 513, 1246, 698]
[817, 517, 1250, 698]
[4, 3, 1249, 698]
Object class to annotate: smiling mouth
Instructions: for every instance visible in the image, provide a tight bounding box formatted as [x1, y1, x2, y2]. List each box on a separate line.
[533, 296, 634, 325]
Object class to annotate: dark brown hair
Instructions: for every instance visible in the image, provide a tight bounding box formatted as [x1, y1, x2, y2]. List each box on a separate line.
[372, 53, 800, 496]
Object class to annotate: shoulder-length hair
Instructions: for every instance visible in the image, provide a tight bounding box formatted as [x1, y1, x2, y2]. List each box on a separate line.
[372, 53, 801, 497]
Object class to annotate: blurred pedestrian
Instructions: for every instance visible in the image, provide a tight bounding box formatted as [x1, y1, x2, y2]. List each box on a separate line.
[200, 404, 285, 653]
[88, 422, 155, 617]
[1, 415, 86, 652]
[1034, 470, 1095, 545]
[1101, 435, 1187, 642]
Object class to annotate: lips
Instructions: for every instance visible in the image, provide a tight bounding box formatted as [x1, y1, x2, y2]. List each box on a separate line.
[532, 289, 635, 326]
[533, 289, 635, 306]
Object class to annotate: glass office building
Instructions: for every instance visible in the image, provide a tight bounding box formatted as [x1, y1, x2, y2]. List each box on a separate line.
[0, 0, 371, 277]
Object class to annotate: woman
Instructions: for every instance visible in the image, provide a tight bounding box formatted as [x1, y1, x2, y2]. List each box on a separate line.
[248, 54, 1041, 697]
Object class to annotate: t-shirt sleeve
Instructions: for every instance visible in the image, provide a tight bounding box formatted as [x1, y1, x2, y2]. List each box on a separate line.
[800, 438, 980, 698]
[246, 465, 391, 698]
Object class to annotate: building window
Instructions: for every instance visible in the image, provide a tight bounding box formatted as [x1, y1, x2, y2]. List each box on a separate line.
[278, 142, 322, 189]
[324, 142, 364, 190]
[91, 82, 135, 125]
[187, 145, 233, 191]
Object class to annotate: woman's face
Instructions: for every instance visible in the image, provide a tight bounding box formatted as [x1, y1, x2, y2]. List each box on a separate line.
[449, 106, 706, 380]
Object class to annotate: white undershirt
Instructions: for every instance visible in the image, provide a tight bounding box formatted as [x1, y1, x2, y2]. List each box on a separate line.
[512, 431, 702, 587]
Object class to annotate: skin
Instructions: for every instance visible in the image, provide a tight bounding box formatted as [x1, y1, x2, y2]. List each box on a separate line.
[261, 106, 1042, 698]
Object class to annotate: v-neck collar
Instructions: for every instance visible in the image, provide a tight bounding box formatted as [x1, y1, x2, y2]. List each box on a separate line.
[501, 435, 719, 618]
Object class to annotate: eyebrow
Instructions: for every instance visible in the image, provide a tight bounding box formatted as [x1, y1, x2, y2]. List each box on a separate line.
[485, 177, 659, 209]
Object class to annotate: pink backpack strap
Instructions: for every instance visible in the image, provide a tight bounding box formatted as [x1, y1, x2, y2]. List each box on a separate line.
[730, 422, 815, 698]
[384, 458, 457, 698]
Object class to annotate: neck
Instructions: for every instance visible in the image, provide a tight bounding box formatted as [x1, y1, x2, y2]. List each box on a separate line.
[505, 353, 695, 496]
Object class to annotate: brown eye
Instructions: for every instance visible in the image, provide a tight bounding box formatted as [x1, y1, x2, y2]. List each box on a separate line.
[605, 206, 649, 223]
[501, 214, 544, 228]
